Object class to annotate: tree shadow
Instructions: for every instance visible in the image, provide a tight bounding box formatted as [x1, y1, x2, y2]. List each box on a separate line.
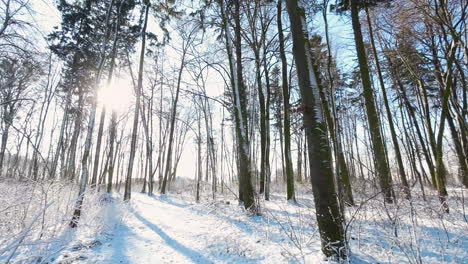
[155, 196, 316, 244]
[348, 254, 388, 264]
[107, 223, 137, 264]
[268, 194, 314, 207]
[132, 210, 214, 264]
[148, 194, 190, 209]
[349, 219, 467, 263]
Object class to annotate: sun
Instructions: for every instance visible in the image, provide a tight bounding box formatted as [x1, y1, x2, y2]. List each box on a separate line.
[97, 78, 134, 113]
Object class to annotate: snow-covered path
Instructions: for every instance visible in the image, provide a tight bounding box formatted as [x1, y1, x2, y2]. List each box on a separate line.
[95, 194, 218, 263]
[83, 193, 292, 264]
[52, 191, 468, 264]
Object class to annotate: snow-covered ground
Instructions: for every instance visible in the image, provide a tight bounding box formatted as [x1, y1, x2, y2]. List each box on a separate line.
[53, 192, 319, 264]
[1, 179, 467, 263]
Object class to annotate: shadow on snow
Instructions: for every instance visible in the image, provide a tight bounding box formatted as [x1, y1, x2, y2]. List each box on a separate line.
[132, 210, 215, 264]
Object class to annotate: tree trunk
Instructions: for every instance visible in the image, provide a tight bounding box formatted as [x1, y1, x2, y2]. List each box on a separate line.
[0, 120, 9, 176]
[124, 2, 149, 201]
[322, 0, 354, 206]
[254, 50, 267, 197]
[350, 0, 394, 203]
[160, 27, 190, 194]
[277, 0, 295, 201]
[285, 0, 346, 258]
[262, 31, 272, 200]
[365, 8, 410, 199]
[219, 0, 256, 210]
[91, 107, 106, 187]
[70, 0, 115, 227]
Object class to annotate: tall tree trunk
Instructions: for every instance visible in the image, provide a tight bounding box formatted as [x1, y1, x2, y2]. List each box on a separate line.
[157, 74, 164, 188]
[160, 29, 190, 194]
[312, 53, 354, 207]
[452, 59, 468, 188]
[66, 92, 82, 181]
[50, 93, 70, 179]
[70, 0, 115, 227]
[0, 104, 14, 176]
[277, 0, 295, 201]
[0, 117, 9, 176]
[296, 133, 302, 182]
[102, 1, 121, 192]
[365, 8, 410, 199]
[322, 0, 354, 206]
[386, 53, 436, 187]
[349, 0, 394, 203]
[234, 0, 256, 210]
[446, 107, 468, 188]
[262, 35, 272, 200]
[107, 112, 117, 193]
[91, 107, 106, 187]
[400, 105, 427, 200]
[124, 2, 149, 201]
[432, 41, 457, 213]
[254, 50, 267, 197]
[219, 0, 256, 210]
[196, 108, 202, 202]
[285, 0, 346, 258]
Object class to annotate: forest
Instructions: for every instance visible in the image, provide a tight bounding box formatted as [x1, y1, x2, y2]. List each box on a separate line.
[0, 0, 467, 263]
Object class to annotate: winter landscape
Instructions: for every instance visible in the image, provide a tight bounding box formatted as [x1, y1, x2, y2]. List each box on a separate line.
[0, 0, 467, 263]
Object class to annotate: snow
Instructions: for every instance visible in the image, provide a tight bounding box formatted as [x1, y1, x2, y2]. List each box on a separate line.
[1, 180, 467, 263]
[300, 10, 324, 124]
[0, 179, 122, 263]
[68, 193, 309, 263]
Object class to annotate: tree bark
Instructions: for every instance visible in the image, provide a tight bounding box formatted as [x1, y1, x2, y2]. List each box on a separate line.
[349, 0, 394, 203]
[277, 0, 295, 201]
[285, 0, 346, 258]
[365, 8, 410, 199]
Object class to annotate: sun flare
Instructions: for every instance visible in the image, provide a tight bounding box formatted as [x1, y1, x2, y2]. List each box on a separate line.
[97, 79, 134, 113]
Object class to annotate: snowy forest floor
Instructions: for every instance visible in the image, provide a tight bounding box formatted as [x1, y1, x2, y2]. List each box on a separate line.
[1, 179, 467, 263]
